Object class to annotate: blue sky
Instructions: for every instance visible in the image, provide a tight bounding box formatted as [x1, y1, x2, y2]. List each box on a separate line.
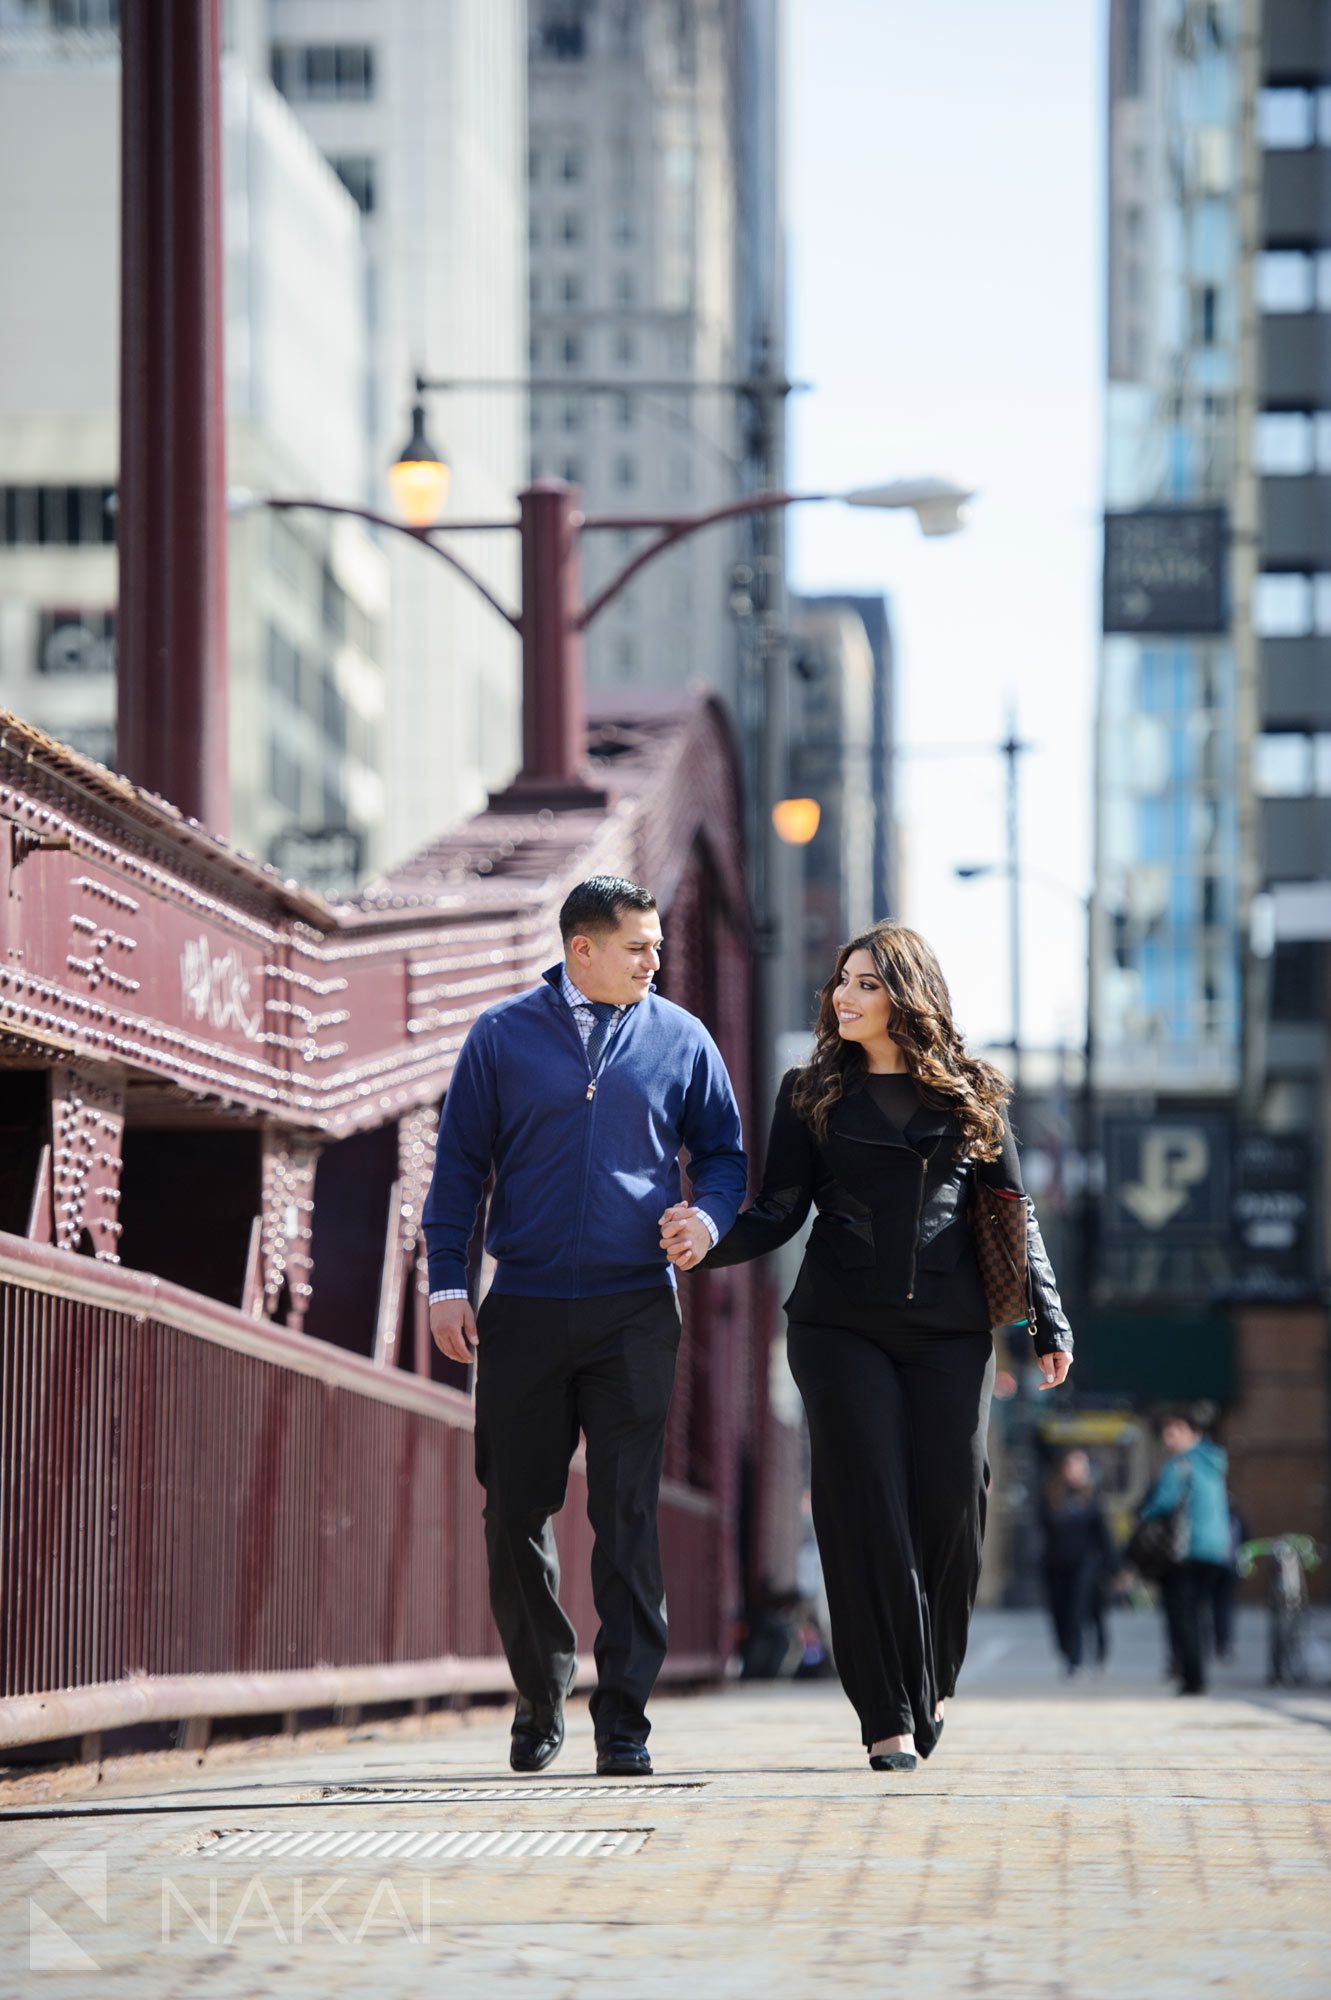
[786, 0, 1105, 1057]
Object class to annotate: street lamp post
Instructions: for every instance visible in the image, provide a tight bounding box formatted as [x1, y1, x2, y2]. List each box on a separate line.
[954, 857, 1097, 1608]
[235, 474, 975, 815]
[955, 859, 1097, 1317]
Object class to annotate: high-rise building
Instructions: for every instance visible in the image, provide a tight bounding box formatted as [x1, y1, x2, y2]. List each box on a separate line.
[1097, 0, 1255, 1101]
[257, 0, 529, 860]
[0, 21, 387, 886]
[1093, 0, 1328, 1560]
[1250, 2, 1331, 1219]
[525, 0, 782, 706]
[788, 592, 898, 1016]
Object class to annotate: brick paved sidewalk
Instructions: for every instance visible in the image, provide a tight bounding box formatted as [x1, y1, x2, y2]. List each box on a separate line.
[1, 1610, 1328, 1999]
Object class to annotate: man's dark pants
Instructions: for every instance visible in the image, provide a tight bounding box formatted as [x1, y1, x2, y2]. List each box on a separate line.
[1161, 1559, 1228, 1693]
[473, 1285, 681, 1745]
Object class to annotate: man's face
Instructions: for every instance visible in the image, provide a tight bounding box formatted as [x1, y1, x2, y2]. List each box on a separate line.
[568, 908, 664, 1007]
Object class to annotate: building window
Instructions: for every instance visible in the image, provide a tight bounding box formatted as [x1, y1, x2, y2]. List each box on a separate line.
[615, 328, 636, 365]
[530, 273, 541, 306]
[529, 213, 541, 247]
[560, 211, 583, 245]
[561, 398, 581, 432]
[533, 10, 586, 60]
[613, 270, 635, 305]
[562, 458, 581, 485]
[612, 212, 637, 247]
[2, 484, 116, 547]
[1254, 573, 1312, 637]
[1195, 284, 1218, 345]
[330, 155, 376, 215]
[614, 453, 636, 489]
[270, 44, 376, 102]
[559, 146, 583, 182]
[1258, 251, 1314, 314]
[530, 334, 543, 367]
[1258, 88, 1316, 149]
[266, 625, 303, 707]
[1256, 412, 1314, 475]
[268, 739, 303, 815]
[35, 610, 115, 676]
[561, 272, 583, 305]
[616, 635, 635, 673]
[613, 392, 634, 429]
[1255, 733, 1316, 797]
[562, 333, 581, 368]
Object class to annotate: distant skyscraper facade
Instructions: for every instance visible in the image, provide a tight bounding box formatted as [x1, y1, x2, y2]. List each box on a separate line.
[0, 20, 386, 886]
[525, 0, 783, 710]
[260, 0, 528, 860]
[1250, 4, 1331, 1173]
[1097, 0, 1255, 1098]
[787, 595, 896, 1023]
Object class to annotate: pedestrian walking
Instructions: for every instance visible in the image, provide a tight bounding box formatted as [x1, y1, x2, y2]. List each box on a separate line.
[664, 922, 1073, 1771]
[423, 876, 747, 1777]
[1040, 1449, 1117, 1676]
[1136, 1408, 1232, 1696]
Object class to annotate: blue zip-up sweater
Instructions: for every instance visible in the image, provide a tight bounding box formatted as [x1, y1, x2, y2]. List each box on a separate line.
[422, 965, 748, 1299]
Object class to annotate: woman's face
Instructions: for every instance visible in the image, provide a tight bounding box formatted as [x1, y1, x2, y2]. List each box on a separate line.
[833, 948, 895, 1047]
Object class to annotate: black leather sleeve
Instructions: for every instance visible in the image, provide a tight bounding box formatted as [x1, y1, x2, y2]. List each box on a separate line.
[1026, 1199, 1073, 1356]
[706, 1069, 815, 1268]
[972, 1105, 1025, 1194]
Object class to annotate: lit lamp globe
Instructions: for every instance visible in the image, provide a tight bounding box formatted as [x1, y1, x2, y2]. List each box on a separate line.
[388, 403, 451, 526]
[772, 797, 821, 845]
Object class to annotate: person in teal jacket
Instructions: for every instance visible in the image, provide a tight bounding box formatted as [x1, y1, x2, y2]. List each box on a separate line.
[1139, 1408, 1233, 1693]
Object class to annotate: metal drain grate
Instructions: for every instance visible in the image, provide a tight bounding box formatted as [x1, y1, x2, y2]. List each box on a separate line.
[193, 1826, 648, 1862]
[319, 1782, 702, 1803]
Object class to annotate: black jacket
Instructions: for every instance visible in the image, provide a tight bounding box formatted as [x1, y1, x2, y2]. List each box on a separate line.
[708, 1069, 1073, 1356]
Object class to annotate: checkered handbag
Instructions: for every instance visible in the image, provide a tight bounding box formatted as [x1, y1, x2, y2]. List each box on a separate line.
[970, 1181, 1034, 1332]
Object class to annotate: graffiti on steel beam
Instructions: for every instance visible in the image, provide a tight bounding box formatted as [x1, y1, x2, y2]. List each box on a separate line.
[180, 936, 262, 1040]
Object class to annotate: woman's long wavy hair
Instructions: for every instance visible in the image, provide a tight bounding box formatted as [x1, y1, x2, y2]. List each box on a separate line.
[790, 922, 1011, 1158]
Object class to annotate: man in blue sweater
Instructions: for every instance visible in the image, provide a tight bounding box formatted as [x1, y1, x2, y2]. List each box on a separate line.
[423, 876, 747, 1776]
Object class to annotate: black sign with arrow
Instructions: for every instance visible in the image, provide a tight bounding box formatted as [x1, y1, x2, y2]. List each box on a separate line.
[1104, 1113, 1234, 1244]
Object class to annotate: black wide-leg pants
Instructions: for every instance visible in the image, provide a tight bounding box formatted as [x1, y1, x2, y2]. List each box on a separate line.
[473, 1286, 681, 1744]
[786, 1320, 996, 1753]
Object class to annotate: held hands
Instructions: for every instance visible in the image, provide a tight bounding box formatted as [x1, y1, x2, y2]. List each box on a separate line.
[1037, 1349, 1073, 1390]
[659, 1202, 712, 1272]
[430, 1297, 479, 1366]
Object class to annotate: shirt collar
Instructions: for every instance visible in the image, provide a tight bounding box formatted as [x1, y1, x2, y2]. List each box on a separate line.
[560, 964, 625, 1015]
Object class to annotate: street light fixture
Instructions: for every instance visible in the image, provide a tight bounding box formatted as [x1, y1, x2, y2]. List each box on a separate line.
[844, 478, 972, 538]
[387, 401, 451, 526]
[772, 797, 822, 845]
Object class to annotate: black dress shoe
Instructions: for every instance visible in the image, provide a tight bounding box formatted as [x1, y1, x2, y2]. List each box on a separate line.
[868, 1750, 917, 1772]
[510, 1705, 564, 1774]
[595, 1737, 652, 1777]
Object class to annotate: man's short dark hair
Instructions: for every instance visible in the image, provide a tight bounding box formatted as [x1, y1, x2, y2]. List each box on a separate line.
[559, 876, 657, 944]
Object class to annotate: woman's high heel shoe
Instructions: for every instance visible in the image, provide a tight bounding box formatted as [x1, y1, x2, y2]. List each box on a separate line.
[868, 1749, 918, 1772]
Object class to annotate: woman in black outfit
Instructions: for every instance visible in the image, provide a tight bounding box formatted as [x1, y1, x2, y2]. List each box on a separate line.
[662, 922, 1073, 1771]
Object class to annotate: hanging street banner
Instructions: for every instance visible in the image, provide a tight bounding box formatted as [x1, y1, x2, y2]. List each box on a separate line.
[1102, 507, 1227, 634]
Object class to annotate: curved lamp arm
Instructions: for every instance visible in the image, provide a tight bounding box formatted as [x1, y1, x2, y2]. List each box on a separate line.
[231, 492, 522, 632]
